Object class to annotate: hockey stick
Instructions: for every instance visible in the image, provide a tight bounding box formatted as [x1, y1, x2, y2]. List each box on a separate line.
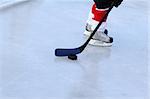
[55, 1, 116, 57]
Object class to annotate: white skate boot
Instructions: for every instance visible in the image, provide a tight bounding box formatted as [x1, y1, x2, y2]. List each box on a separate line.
[84, 23, 113, 47]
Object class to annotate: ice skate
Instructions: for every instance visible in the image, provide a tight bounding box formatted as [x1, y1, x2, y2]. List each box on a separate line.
[84, 23, 113, 47]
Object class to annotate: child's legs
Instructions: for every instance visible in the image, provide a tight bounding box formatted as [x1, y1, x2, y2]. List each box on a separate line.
[86, 3, 108, 32]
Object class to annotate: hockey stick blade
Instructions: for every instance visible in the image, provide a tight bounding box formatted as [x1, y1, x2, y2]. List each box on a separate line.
[55, 48, 81, 56]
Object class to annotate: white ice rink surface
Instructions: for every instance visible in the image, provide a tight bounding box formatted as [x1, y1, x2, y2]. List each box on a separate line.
[0, 0, 149, 99]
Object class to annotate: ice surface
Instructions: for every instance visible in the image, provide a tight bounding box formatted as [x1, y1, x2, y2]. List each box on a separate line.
[0, 0, 149, 99]
[0, 0, 30, 9]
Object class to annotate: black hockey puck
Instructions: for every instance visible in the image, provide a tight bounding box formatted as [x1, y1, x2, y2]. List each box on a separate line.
[68, 54, 77, 60]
